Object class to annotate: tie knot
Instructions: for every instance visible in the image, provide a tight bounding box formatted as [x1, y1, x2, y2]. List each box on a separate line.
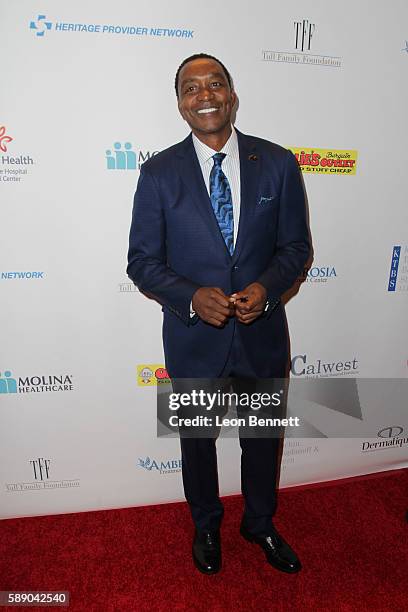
[212, 152, 226, 167]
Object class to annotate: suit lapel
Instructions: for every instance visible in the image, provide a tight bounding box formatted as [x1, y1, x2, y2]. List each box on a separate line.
[175, 130, 261, 264]
[176, 134, 232, 261]
[232, 130, 261, 264]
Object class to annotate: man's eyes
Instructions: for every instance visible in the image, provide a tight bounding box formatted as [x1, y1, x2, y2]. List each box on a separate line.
[184, 81, 224, 93]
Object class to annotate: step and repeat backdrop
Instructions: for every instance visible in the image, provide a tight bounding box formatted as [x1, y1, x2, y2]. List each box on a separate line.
[1, 0, 407, 519]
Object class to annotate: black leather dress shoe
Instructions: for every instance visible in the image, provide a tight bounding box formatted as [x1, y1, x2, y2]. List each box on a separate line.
[192, 529, 221, 574]
[240, 523, 301, 573]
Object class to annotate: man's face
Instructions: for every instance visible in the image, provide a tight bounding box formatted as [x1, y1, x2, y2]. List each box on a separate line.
[177, 58, 236, 138]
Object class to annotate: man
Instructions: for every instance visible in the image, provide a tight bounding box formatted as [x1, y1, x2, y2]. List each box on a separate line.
[127, 53, 310, 574]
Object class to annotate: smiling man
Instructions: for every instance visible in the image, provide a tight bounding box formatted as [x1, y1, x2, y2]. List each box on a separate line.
[127, 54, 310, 575]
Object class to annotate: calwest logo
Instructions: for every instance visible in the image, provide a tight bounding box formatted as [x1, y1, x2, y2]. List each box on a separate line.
[30, 15, 52, 37]
[291, 354, 359, 377]
[106, 142, 158, 170]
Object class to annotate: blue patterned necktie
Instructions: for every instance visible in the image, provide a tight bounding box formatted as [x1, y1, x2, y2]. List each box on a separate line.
[209, 153, 234, 255]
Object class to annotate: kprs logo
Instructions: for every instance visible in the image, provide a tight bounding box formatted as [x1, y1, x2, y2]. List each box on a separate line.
[137, 365, 170, 386]
[138, 456, 182, 475]
[362, 426, 408, 452]
[29, 15, 52, 37]
[291, 354, 359, 377]
[0, 370, 74, 394]
[0, 126, 13, 153]
[106, 142, 158, 170]
[298, 266, 337, 284]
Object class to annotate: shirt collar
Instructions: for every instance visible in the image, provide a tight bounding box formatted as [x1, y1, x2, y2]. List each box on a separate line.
[192, 125, 238, 165]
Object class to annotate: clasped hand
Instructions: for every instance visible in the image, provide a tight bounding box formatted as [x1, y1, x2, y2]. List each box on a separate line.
[192, 283, 267, 327]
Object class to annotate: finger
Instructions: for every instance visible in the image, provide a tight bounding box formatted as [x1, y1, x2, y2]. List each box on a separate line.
[207, 316, 226, 327]
[236, 309, 263, 322]
[211, 292, 231, 309]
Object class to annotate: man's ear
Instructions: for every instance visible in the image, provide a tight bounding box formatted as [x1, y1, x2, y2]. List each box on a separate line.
[231, 89, 237, 108]
[178, 100, 186, 122]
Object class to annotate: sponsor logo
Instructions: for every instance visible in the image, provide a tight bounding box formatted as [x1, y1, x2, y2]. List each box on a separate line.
[5, 458, 80, 492]
[137, 365, 170, 386]
[288, 147, 358, 175]
[0, 128, 35, 183]
[291, 354, 359, 378]
[29, 15, 193, 39]
[388, 245, 407, 292]
[402, 41, 408, 53]
[118, 282, 138, 293]
[0, 370, 74, 394]
[106, 142, 158, 170]
[1, 271, 44, 280]
[0, 126, 13, 152]
[29, 15, 52, 37]
[361, 426, 408, 453]
[262, 18, 342, 68]
[138, 456, 182, 475]
[298, 266, 337, 283]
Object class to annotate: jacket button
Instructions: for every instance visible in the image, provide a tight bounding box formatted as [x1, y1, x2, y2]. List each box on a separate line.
[233, 266, 239, 270]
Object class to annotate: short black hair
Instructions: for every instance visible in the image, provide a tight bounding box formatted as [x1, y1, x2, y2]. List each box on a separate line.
[175, 53, 233, 98]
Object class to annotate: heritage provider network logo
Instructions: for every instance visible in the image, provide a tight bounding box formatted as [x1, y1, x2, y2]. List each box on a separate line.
[288, 147, 358, 175]
[29, 14, 193, 39]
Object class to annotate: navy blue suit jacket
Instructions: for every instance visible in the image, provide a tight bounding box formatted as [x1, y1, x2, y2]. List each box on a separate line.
[127, 129, 310, 378]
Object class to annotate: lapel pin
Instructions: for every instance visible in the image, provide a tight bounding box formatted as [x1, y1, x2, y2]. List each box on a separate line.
[248, 154, 258, 161]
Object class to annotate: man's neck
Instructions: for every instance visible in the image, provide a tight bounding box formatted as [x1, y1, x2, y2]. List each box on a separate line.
[192, 125, 232, 152]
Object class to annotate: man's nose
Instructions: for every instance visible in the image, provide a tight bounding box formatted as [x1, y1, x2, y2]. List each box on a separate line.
[198, 86, 214, 101]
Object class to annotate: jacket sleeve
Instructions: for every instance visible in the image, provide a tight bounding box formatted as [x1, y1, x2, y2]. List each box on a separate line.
[126, 166, 201, 326]
[257, 149, 310, 309]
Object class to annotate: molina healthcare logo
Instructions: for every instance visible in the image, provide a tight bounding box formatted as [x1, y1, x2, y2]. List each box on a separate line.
[137, 365, 170, 386]
[262, 18, 342, 68]
[29, 14, 193, 40]
[138, 456, 182, 475]
[298, 265, 337, 284]
[106, 142, 159, 170]
[0, 370, 74, 394]
[0, 126, 34, 183]
[5, 457, 80, 492]
[388, 245, 407, 292]
[291, 354, 359, 378]
[288, 147, 358, 175]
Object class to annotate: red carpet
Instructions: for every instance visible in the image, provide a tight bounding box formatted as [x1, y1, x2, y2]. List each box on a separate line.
[1, 469, 407, 611]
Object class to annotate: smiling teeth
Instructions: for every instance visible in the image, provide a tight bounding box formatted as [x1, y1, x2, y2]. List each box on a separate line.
[197, 108, 218, 114]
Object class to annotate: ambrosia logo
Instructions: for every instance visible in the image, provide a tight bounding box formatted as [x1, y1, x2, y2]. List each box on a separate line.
[29, 15, 193, 39]
[298, 266, 337, 283]
[137, 365, 170, 386]
[0, 370, 74, 394]
[291, 354, 359, 377]
[288, 147, 358, 175]
[138, 456, 182, 475]
[106, 142, 159, 170]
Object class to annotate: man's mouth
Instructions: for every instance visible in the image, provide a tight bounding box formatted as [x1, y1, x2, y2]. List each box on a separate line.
[196, 107, 219, 115]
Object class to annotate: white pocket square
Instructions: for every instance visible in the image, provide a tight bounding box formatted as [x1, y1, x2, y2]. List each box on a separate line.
[258, 195, 275, 206]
